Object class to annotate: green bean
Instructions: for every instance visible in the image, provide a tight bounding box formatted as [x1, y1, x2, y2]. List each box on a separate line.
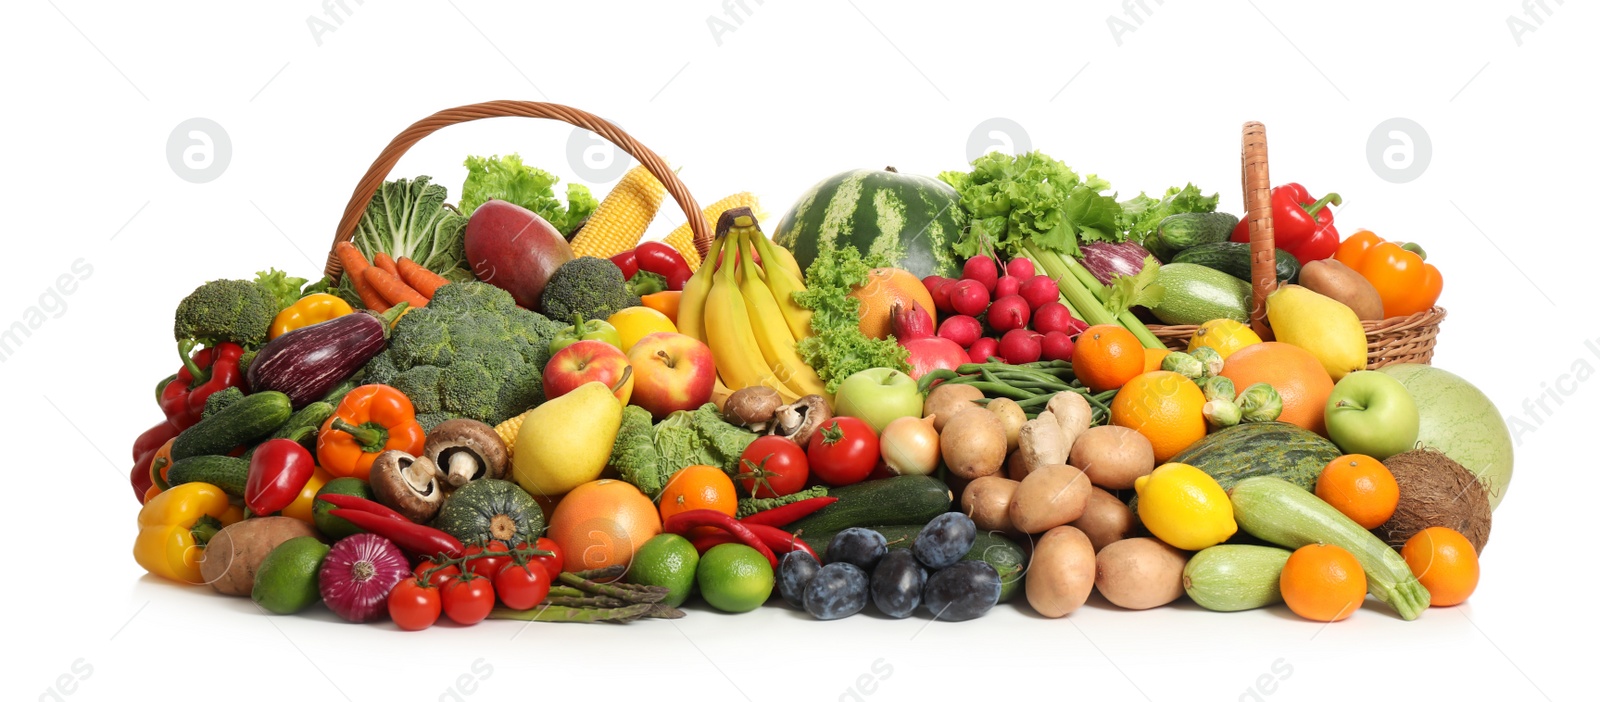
[965, 381, 1036, 401]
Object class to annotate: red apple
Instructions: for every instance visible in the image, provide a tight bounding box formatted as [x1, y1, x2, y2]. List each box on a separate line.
[465, 200, 573, 309]
[626, 332, 715, 420]
[544, 340, 633, 403]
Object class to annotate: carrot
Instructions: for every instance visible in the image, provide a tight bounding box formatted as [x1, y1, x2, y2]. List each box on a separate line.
[373, 252, 399, 276]
[364, 266, 428, 308]
[396, 257, 450, 299]
[335, 242, 389, 311]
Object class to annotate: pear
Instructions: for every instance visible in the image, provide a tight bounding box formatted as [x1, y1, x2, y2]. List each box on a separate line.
[511, 380, 623, 498]
[1265, 284, 1367, 381]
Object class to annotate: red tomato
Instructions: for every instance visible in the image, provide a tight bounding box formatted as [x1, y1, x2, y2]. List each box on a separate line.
[387, 579, 441, 631]
[807, 417, 880, 486]
[413, 561, 460, 589]
[494, 563, 551, 610]
[464, 541, 511, 579]
[441, 575, 495, 625]
[515, 538, 565, 581]
[738, 436, 809, 498]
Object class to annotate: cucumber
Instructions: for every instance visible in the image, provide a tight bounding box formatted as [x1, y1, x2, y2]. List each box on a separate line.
[1229, 477, 1431, 620]
[171, 391, 293, 461]
[786, 476, 951, 535]
[166, 455, 250, 496]
[269, 401, 334, 448]
[1171, 242, 1301, 284]
[1182, 545, 1291, 612]
[1150, 212, 1239, 260]
[801, 525, 1026, 602]
[1149, 263, 1252, 325]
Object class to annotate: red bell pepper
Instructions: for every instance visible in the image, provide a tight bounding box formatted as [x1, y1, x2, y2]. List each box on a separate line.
[129, 420, 181, 502]
[1230, 183, 1342, 266]
[160, 342, 247, 431]
[636, 241, 693, 291]
[245, 439, 317, 515]
[609, 250, 639, 281]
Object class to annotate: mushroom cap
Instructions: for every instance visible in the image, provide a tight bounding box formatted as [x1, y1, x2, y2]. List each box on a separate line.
[725, 386, 783, 428]
[771, 394, 832, 445]
[426, 418, 509, 487]
[369, 450, 445, 522]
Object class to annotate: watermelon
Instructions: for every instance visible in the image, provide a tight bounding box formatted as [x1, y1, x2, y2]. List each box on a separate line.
[1377, 364, 1514, 510]
[772, 167, 965, 279]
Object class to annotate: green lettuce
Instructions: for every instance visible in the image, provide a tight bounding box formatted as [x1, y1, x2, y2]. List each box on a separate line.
[793, 246, 910, 393]
[459, 153, 597, 236]
[938, 151, 1123, 259]
[1118, 183, 1219, 244]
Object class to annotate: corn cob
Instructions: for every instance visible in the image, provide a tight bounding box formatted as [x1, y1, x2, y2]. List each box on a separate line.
[661, 192, 761, 270]
[495, 409, 534, 458]
[569, 165, 667, 258]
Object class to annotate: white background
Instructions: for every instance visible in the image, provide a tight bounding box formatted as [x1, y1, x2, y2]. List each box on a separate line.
[2, 1, 1594, 700]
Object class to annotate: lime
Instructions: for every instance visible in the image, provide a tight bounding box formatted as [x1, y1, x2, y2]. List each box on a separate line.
[251, 536, 331, 614]
[628, 534, 699, 607]
[696, 543, 774, 613]
[313, 478, 373, 540]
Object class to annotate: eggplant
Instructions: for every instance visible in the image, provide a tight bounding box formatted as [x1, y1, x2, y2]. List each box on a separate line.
[1079, 241, 1155, 286]
[247, 312, 387, 408]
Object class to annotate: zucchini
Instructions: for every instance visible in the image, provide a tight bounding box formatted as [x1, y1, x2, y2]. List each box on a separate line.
[1182, 545, 1291, 612]
[1150, 212, 1238, 260]
[801, 525, 1026, 602]
[171, 391, 292, 461]
[1171, 242, 1301, 284]
[166, 455, 250, 496]
[1149, 263, 1252, 325]
[1229, 477, 1431, 620]
[786, 476, 951, 535]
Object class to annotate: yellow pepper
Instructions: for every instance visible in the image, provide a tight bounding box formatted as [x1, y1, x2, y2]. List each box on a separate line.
[133, 483, 243, 584]
[268, 293, 354, 339]
[279, 467, 331, 523]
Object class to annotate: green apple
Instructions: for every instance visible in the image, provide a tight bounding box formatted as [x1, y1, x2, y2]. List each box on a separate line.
[833, 367, 923, 434]
[1324, 370, 1419, 459]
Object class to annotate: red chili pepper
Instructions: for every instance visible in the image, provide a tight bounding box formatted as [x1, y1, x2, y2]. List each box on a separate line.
[635, 242, 693, 291]
[329, 509, 464, 559]
[663, 509, 777, 568]
[245, 438, 317, 515]
[609, 249, 639, 281]
[692, 524, 819, 562]
[739, 496, 839, 528]
[160, 342, 248, 431]
[315, 493, 410, 522]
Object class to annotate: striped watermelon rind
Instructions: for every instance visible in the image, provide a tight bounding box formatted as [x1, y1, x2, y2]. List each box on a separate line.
[772, 168, 966, 279]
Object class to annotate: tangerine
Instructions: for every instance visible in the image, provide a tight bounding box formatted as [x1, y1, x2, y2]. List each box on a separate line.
[1073, 325, 1145, 392]
[1401, 527, 1480, 606]
[1315, 455, 1400, 529]
[1110, 371, 1207, 462]
[1280, 543, 1368, 622]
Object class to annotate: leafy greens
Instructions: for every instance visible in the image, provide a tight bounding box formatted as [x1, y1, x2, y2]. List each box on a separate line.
[793, 246, 910, 394]
[459, 153, 597, 236]
[352, 176, 471, 281]
[938, 151, 1123, 259]
[1117, 183, 1220, 245]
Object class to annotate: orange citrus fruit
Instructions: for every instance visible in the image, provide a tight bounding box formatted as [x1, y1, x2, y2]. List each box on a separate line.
[1110, 370, 1207, 462]
[547, 479, 662, 572]
[849, 268, 935, 340]
[1143, 347, 1171, 373]
[1219, 342, 1334, 435]
[658, 465, 737, 524]
[1401, 527, 1480, 606]
[1280, 544, 1368, 622]
[1316, 455, 1400, 529]
[1073, 325, 1145, 392]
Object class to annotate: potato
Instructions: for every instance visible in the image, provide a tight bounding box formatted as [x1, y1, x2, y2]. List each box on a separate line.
[1009, 463, 1092, 533]
[1005, 450, 1032, 481]
[1070, 487, 1135, 552]
[962, 476, 1020, 532]
[1094, 537, 1189, 610]
[925, 383, 984, 432]
[1070, 425, 1155, 490]
[1300, 259, 1384, 321]
[986, 398, 1027, 454]
[941, 407, 1007, 479]
[1045, 392, 1092, 452]
[1026, 526, 1097, 618]
[199, 517, 320, 596]
[1017, 411, 1069, 474]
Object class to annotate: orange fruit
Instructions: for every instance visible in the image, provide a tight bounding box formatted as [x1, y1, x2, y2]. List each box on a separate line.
[1073, 325, 1145, 392]
[1316, 455, 1400, 529]
[1219, 342, 1334, 435]
[1401, 527, 1480, 606]
[658, 465, 737, 524]
[1143, 347, 1171, 373]
[849, 267, 935, 340]
[1280, 544, 1368, 622]
[547, 479, 662, 572]
[1110, 371, 1207, 462]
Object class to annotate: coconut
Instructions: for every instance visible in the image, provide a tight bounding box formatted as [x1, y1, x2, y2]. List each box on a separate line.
[1374, 448, 1492, 554]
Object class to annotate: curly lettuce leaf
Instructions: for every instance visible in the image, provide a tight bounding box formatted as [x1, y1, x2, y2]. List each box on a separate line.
[1118, 183, 1219, 244]
[1104, 256, 1165, 317]
[793, 246, 909, 393]
[459, 153, 597, 236]
[254, 268, 310, 313]
[939, 151, 1122, 259]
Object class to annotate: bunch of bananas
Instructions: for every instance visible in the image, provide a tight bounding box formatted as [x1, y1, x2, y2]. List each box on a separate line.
[677, 208, 826, 402]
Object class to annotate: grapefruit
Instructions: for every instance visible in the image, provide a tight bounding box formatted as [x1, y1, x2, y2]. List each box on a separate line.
[1220, 342, 1334, 435]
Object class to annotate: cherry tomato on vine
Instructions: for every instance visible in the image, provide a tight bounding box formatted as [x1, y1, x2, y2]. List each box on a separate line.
[807, 417, 880, 486]
[494, 563, 551, 610]
[413, 561, 460, 589]
[738, 436, 809, 498]
[441, 575, 495, 625]
[387, 578, 441, 631]
[515, 537, 565, 581]
[465, 541, 511, 579]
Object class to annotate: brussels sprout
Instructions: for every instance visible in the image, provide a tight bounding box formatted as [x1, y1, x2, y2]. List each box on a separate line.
[1203, 399, 1242, 429]
[1188, 346, 1225, 378]
[1236, 383, 1284, 423]
[1161, 352, 1204, 380]
[1200, 376, 1236, 403]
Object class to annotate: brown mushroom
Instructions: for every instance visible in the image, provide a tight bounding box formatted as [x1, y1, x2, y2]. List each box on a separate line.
[369, 450, 445, 522]
[724, 386, 783, 431]
[425, 419, 509, 488]
[770, 395, 831, 445]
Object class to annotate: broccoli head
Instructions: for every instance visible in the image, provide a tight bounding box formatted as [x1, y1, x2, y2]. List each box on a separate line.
[538, 256, 641, 323]
[362, 281, 562, 429]
[173, 279, 277, 351]
[201, 386, 246, 419]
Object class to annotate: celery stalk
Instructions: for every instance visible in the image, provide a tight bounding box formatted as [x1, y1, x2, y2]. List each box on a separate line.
[1024, 242, 1164, 349]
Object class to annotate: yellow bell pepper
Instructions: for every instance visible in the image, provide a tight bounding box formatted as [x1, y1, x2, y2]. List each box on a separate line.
[268, 293, 354, 339]
[279, 467, 331, 523]
[133, 482, 243, 584]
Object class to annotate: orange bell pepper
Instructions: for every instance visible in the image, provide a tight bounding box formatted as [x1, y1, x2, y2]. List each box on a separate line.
[1334, 230, 1443, 318]
[316, 384, 426, 480]
[640, 291, 682, 324]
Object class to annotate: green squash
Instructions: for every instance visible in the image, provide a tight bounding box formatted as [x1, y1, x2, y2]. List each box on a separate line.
[433, 479, 544, 545]
[773, 167, 965, 279]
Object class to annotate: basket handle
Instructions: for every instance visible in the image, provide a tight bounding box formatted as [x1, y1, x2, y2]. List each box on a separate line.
[1241, 121, 1276, 340]
[322, 100, 710, 281]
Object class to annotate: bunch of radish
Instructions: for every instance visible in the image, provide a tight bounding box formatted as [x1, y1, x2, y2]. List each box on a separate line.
[921, 257, 1088, 365]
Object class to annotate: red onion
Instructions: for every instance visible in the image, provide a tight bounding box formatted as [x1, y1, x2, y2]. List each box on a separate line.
[1079, 242, 1154, 286]
[320, 533, 410, 623]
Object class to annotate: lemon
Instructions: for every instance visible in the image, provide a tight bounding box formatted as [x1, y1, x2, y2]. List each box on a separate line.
[608, 306, 677, 353]
[1134, 463, 1237, 550]
[1188, 319, 1262, 360]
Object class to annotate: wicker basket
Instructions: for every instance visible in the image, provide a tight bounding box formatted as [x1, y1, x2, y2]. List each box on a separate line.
[321, 100, 712, 281]
[1146, 122, 1445, 368]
